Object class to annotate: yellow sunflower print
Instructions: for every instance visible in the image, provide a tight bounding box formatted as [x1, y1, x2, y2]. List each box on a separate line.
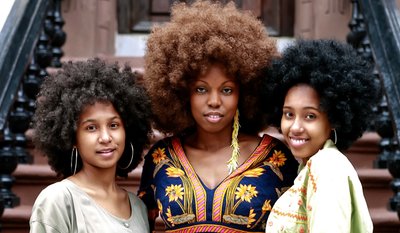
[152, 147, 167, 164]
[166, 166, 185, 177]
[267, 150, 287, 167]
[235, 184, 258, 202]
[165, 184, 184, 202]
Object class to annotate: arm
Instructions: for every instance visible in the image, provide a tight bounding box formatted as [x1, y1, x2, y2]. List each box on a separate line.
[138, 143, 161, 232]
[306, 150, 353, 232]
[30, 183, 72, 233]
[30, 223, 62, 233]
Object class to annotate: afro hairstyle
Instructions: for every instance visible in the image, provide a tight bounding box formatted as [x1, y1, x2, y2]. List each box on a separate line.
[32, 58, 152, 178]
[143, 0, 277, 135]
[261, 39, 381, 150]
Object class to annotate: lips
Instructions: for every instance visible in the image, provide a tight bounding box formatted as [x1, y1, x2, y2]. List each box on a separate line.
[204, 112, 223, 123]
[288, 136, 309, 147]
[96, 148, 115, 157]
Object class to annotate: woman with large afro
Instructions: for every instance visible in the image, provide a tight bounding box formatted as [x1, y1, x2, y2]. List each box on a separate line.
[30, 58, 152, 232]
[262, 39, 379, 232]
[138, 1, 299, 232]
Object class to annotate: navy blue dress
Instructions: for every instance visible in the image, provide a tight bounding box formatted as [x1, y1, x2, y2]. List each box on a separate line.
[138, 134, 298, 233]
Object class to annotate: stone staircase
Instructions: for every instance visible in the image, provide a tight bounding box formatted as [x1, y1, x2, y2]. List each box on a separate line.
[2, 125, 400, 232]
[347, 133, 400, 232]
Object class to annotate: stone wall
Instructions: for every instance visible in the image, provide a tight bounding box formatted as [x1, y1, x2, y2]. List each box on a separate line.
[294, 0, 350, 41]
[62, 0, 116, 57]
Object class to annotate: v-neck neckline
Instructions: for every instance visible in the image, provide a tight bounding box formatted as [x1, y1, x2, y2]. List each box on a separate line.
[171, 135, 271, 190]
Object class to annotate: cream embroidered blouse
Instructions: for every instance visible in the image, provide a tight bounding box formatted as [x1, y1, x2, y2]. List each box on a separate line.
[265, 140, 373, 233]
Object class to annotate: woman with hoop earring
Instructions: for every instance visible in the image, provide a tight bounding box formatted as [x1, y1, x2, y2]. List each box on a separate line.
[29, 58, 152, 233]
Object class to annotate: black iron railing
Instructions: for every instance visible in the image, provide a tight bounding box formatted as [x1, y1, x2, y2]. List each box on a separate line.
[348, 0, 400, 219]
[0, 0, 65, 230]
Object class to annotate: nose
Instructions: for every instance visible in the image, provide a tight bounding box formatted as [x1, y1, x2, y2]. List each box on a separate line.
[207, 90, 221, 108]
[290, 118, 304, 134]
[99, 128, 112, 143]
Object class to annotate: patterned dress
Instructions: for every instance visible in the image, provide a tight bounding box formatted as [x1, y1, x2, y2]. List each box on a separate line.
[138, 134, 298, 232]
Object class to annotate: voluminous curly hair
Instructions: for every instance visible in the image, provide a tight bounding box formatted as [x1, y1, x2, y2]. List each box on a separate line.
[261, 39, 381, 150]
[33, 58, 152, 178]
[144, 0, 277, 135]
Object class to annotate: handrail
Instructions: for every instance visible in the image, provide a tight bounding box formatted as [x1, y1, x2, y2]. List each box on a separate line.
[0, 0, 49, 133]
[359, 0, 400, 143]
[358, 0, 400, 219]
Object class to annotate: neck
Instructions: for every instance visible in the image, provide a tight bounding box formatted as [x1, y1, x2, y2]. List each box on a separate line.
[188, 129, 233, 152]
[71, 166, 118, 193]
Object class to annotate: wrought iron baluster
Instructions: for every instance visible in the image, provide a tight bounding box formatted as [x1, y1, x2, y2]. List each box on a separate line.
[0, 126, 20, 208]
[347, 0, 395, 169]
[9, 84, 32, 164]
[51, 0, 66, 67]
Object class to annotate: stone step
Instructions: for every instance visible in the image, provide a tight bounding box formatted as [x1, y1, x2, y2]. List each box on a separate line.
[359, 168, 393, 210]
[345, 132, 381, 169]
[370, 207, 400, 233]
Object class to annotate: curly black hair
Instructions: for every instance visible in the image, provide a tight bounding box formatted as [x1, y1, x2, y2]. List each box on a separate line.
[144, 0, 277, 135]
[261, 39, 381, 150]
[33, 58, 152, 178]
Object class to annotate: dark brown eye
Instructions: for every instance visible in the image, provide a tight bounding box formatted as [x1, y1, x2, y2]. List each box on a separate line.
[222, 87, 233, 95]
[86, 125, 97, 131]
[196, 87, 207, 93]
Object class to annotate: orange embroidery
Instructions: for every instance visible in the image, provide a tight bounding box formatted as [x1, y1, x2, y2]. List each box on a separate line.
[307, 160, 317, 192]
[270, 209, 307, 221]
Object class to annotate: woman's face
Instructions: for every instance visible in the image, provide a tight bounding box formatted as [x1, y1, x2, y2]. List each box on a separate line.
[280, 84, 331, 162]
[189, 64, 239, 135]
[75, 101, 126, 171]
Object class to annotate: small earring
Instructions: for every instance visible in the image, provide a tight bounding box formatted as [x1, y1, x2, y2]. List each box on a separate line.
[119, 142, 134, 169]
[333, 129, 337, 144]
[71, 147, 78, 175]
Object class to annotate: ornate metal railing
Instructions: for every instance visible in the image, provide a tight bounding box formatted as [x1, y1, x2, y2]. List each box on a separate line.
[348, 0, 400, 219]
[0, 0, 65, 230]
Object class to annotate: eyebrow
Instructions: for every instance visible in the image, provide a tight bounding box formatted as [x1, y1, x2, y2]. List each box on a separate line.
[79, 116, 121, 124]
[194, 79, 236, 85]
[282, 106, 320, 111]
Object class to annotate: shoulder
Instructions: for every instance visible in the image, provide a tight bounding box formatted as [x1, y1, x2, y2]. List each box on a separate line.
[128, 192, 147, 210]
[260, 133, 288, 149]
[34, 179, 74, 205]
[128, 192, 148, 218]
[145, 136, 178, 158]
[144, 136, 174, 159]
[307, 146, 358, 181]
[31, 179, 75, 228]
[310, 147, 352, 169]
[261, 134, 295, 162]
[147, 136, 176, 151]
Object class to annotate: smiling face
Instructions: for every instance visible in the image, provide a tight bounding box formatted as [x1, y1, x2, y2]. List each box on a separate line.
[75, 101, 126, 172]
[280, 84, 332, 162]
[189, 64, 239, 135]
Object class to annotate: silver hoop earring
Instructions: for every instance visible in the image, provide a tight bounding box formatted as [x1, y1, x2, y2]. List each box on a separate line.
[119, 142, 134, 170]
[71, 147, 78, 175]
[333, 129, 337, 144]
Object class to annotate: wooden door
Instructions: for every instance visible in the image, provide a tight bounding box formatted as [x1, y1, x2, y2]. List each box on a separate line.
[117, 0, 294, 36]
